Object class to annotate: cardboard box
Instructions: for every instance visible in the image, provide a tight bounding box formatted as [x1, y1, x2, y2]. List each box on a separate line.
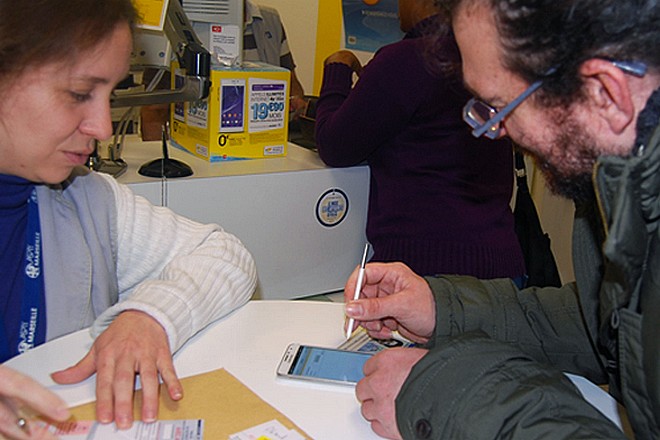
[170, 61, 290, 161]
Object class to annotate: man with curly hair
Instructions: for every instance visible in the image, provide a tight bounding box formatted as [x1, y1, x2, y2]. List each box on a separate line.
[342, 0, 660, 438]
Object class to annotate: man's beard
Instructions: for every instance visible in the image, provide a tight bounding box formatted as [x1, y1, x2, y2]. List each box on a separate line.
[534, 157, 596, 203]
[522, 118, 598, 203]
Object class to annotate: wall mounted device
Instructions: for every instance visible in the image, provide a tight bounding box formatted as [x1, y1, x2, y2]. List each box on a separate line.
[182, 0, 245, 67]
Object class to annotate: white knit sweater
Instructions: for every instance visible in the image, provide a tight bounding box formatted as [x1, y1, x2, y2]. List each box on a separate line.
[89, 173, 257, 352]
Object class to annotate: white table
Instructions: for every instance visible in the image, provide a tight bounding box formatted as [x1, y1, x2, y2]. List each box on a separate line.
[5, 301, 621, 438]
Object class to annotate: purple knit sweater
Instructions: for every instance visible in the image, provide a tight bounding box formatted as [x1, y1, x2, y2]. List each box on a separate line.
[315, 22, 525, 278]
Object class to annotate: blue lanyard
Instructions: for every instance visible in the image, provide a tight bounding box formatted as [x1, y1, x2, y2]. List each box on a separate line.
[15, 189, 46, 355]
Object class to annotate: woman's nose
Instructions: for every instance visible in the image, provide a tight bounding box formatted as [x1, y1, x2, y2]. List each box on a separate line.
[79, 100, 114, 141]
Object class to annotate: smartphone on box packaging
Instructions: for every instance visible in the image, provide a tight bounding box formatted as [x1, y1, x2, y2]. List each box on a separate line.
[219, 78, 245, 132]
[276, 343, 374, 386]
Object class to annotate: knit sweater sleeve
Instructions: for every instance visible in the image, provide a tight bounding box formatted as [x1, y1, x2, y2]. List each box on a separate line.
[315, 43, 428, 166]
[90, 174, 257, 352]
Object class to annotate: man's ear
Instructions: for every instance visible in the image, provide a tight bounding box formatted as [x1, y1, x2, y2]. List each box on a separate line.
[579, 59, 635, 135]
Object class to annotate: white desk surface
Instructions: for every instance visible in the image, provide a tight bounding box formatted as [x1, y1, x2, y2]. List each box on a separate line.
[6, 301, 378, 439]
[5, 301, 621, 438]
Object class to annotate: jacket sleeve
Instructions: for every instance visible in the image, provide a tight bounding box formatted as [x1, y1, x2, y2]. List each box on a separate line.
[395, 331, 625, 440]
[427, 275, 605, 381]
[90, 174, 257, 352]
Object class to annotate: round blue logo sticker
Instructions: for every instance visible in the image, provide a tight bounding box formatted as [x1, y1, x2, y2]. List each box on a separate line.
[316, 188, 349, 227]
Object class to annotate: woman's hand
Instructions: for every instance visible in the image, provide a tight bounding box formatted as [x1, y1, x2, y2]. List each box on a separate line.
[51, 310, 182, 429]
[0, 365, 69, 439]
[324, 50, 364, 75]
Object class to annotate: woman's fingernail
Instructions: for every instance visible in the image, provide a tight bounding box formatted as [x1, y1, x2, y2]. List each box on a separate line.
[143, 412, 156, 423]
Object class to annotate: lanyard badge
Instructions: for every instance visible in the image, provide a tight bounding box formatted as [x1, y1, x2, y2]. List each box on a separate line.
[17, 189, 46, 354]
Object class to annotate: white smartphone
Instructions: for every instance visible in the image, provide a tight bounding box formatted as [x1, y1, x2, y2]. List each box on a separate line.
[276, 343, 374, 386]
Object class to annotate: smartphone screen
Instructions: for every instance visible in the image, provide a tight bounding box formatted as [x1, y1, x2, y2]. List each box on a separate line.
[220, 79, 245, 132]
[278, 344, 373, 385]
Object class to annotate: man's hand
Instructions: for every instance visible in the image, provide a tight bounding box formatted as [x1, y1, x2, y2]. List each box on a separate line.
[0, 365, 70, 440]
[356, 347, 428, 439]
[51, 310, 182, 429]
[344, 262, 436, 343]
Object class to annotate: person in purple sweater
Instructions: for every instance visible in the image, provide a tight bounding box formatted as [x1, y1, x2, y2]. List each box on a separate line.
[315, 0, 525, 280]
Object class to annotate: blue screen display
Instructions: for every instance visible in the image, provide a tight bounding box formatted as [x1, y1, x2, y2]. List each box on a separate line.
[290, 347, 372, 383]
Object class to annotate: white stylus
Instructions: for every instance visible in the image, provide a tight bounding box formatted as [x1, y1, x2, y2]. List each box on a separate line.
[345, 243, 370, 339]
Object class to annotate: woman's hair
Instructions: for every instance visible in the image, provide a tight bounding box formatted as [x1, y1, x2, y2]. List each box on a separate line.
[0, 0, 138, 79]
[414, 5, 460, 79]
[437, 0, 660, 105]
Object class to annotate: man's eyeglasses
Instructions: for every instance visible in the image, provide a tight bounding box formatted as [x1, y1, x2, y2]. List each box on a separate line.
[463, 60, 648, 139]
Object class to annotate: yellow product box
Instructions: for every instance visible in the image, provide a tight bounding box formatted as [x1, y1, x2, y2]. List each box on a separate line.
[170, 61, 290, 161]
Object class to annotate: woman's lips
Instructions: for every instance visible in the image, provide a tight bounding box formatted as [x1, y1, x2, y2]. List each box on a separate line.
[63, 151, 91, 166]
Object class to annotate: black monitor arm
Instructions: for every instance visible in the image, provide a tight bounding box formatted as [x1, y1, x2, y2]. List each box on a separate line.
[110, 0, 211, 108]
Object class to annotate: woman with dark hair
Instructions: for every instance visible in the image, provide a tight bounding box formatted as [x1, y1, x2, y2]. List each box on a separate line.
[0, 1, 257, 437]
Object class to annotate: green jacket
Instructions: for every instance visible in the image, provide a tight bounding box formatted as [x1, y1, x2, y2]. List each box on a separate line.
[396, 89, 660, 440]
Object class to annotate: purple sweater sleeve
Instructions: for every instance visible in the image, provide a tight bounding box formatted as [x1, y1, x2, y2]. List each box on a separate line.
[315, 45, 428, 166]
[314, 36, 525, 278]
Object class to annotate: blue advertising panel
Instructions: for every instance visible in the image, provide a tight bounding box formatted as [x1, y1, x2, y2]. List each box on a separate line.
[342, 0, 404, 52]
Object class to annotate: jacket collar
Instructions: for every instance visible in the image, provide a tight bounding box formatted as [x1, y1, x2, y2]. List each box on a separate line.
[635, 87, 660, 156]
[594, 88, 660, 292]
[596, 88, 660, 224]
[244, 0, 262, 26]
